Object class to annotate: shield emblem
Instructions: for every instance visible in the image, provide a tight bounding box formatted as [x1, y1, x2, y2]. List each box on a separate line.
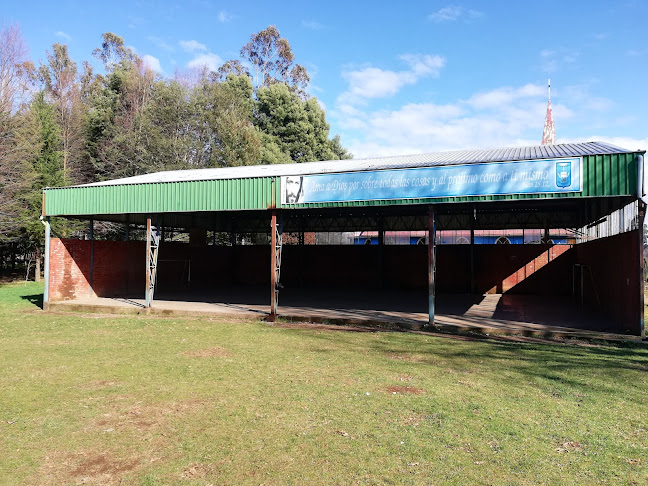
[556, 162, 571, 188]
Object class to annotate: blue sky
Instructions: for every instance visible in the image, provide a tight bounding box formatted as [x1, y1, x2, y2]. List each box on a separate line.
[3, 0, 647, 158]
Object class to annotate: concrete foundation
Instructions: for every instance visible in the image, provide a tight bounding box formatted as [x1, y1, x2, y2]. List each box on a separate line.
[48, 287, 631, 339]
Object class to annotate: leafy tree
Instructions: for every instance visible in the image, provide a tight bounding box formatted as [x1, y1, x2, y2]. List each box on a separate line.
[38, 43, 84, 178]
[189, 74, 263, 167]
[0, 24, 33, 115]
[0, 24, 35, 240]
[92, 32, 136, 72]
[84, 33, 156, 179]
[216, 60, 247, 81]
[329, 134, 353, 160]
[236, 25, 310, 93]
[7, 93, 71, 252]
[255, 83, 340, 162]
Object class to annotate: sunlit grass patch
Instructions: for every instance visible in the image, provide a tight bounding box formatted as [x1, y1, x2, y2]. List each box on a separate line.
[0, 282, 646, 485]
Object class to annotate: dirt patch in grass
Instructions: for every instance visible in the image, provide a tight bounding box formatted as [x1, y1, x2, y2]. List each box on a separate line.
[82, 379, 119, 389]
[386, 385, 424, 395]
[387, 353, 424, 363]
[182, 462, 214, 479]
[401, 413, 426, 427]
[71, 453, 140, 481]
[89, 399, 206, 433]
[181, 346, 229, 358]
[556, 440, 584, 453]
[38, 450, 141, 486]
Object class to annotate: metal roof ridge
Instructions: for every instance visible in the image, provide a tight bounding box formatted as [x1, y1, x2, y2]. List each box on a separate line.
[45, 140, 636, 190]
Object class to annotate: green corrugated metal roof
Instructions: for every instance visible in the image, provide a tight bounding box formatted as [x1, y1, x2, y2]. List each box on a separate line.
[43, 143, 643, 217]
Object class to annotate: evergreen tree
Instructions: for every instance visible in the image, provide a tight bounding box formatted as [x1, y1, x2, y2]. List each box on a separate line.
[19, 93, 69, 249]
[256, 83, 340, 162]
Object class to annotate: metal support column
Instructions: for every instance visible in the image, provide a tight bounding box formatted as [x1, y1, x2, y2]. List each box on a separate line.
[428, 206, 436, 327]
[145, 217, 161, 308]
[470, 207, 476, 293]
[378, 216, 384, 289]
[43, 217, 51, 310]
[269, 211, 283, 321]
[299, 217, 305, 288]
[89, 219, 94, 298]
[639, 201, 646, 339]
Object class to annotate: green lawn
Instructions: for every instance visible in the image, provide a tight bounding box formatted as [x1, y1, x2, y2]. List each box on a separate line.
[0, 282, 646, 485]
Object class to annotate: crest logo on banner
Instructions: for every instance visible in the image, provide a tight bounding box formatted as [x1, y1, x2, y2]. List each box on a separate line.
[555, 161, 571, 188]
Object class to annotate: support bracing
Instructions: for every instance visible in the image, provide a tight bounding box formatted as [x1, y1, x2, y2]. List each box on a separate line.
[145, 217, 161, 307]
[269, 211, 283, 321]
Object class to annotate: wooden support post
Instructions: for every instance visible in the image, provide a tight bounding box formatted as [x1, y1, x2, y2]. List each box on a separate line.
[270, 210, 278, 321]
[35, 248, 41, 282]
[43, 217, 50, 310]
[145, 217, 152, 307]
[428, 206, 436, 327]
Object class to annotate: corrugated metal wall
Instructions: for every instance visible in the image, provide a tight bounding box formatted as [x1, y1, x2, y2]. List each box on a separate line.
[45, 177, 275, 216]
[44, 153, 640, 216]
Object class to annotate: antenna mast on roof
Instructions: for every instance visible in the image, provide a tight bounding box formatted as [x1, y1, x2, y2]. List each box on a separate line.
[542, 78, 556, 145]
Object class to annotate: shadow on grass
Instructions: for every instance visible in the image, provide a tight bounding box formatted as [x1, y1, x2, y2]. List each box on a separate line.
[284, 321, 648, 397]
[21, 293, 44, 309]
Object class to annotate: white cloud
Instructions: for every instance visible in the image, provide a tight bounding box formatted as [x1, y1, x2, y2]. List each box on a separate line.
[561, 84, 613, 112]
[338, 54, 446, 105]
[180, 40, 207, 52]
[55, 31, 71, 41]
[466, 84, 545, 110]
[540, 48, 579, 73]
[343, 67, 413, 100]
[142, 54, 163, 74]
[332, 82, 596, 159]
[428, 6, 484, 23]
[399, 54, 445, 77]
[148, 36, 175, 52]
[187, 52, 223, 72]
[218, 10, 232, 22]
[302, 20, 325, 30]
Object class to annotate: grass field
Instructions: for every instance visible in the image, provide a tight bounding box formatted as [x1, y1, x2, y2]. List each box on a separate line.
[0, 282, 646, 485]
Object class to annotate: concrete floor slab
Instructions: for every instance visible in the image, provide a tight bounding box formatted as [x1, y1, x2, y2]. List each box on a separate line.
[47, 287, 634, 339]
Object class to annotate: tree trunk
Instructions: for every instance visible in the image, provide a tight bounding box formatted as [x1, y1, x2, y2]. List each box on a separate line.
[35, 247, 41, 282]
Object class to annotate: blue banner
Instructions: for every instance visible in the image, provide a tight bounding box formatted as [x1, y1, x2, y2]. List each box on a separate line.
[281, 157, 582, 204]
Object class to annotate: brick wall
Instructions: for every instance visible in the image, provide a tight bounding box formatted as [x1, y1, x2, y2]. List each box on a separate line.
[49, 239, 145, 301]
[49, 238, 91, 301]
[574, 230, 641, 334]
